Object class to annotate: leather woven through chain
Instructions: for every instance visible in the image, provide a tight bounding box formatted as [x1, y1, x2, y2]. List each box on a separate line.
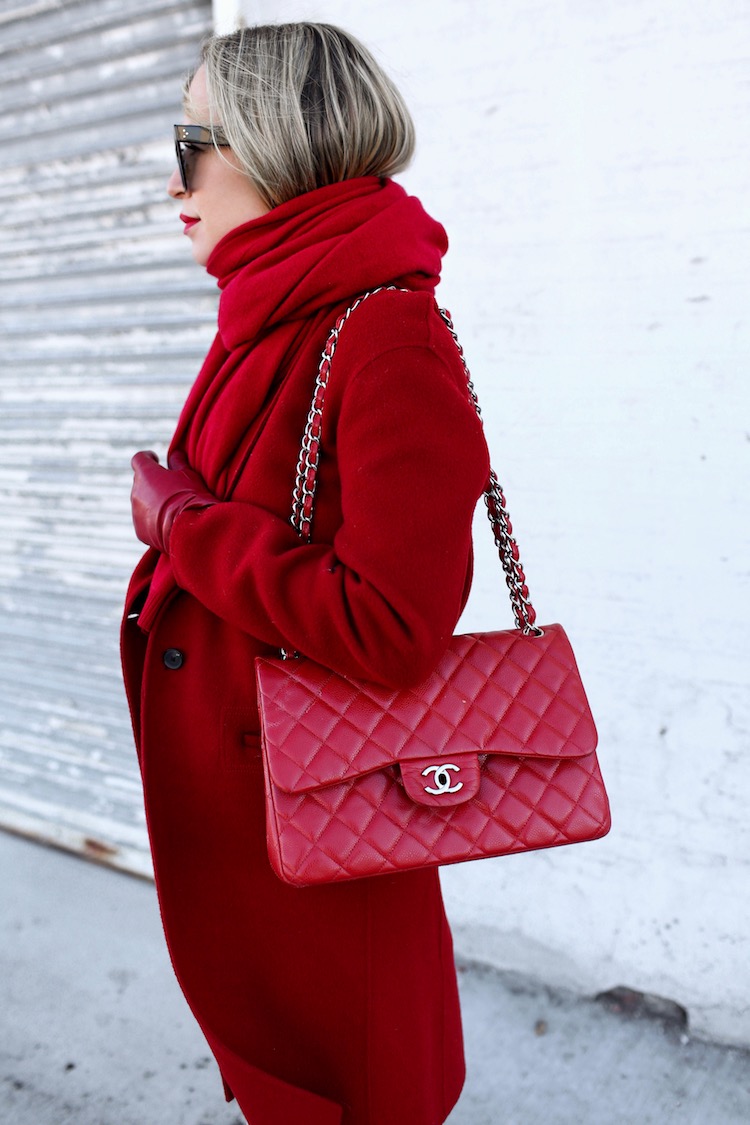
[290, 287, 539, 633]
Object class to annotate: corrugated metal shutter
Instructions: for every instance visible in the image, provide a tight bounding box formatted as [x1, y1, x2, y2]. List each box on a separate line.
[0, 0, 215, 875]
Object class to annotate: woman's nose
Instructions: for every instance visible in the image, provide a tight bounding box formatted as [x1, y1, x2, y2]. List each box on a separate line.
[167, 165, 186, 198]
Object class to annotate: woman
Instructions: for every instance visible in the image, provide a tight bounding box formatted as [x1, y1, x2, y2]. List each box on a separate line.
[122, 23, 489, 1125]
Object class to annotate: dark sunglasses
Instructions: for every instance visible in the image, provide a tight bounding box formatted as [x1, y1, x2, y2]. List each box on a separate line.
[174, 124, 230, 192]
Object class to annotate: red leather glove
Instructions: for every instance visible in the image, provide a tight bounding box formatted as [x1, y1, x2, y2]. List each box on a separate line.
[130, 450, 216, 554]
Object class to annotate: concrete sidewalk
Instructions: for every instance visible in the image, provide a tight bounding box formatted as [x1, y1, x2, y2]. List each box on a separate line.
[1, 829, 749, 1125]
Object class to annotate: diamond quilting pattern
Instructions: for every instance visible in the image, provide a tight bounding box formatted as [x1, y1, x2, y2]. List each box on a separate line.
[256, 623, 610, 886]
[259, 625, 597, 791]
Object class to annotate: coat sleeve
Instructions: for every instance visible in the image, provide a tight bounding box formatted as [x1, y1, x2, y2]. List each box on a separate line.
[168, 342, 490, 687]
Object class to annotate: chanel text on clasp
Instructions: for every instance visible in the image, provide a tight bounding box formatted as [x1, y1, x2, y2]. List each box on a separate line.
[421, 763, 463, 795]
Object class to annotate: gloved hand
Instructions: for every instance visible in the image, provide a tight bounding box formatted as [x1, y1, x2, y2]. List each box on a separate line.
[130, 450, 216, 554]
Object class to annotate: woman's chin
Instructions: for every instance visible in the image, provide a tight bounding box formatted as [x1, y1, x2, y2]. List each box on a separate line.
[190, 240, 210, 268]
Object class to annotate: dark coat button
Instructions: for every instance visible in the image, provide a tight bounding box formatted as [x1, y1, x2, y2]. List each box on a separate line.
[162, 648, 184, 670]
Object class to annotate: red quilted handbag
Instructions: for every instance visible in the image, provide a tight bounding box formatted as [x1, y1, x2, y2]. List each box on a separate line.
[255, 291, 611, 887]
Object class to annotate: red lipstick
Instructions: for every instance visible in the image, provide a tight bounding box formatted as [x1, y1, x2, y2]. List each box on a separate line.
[180, 213, 200, 232]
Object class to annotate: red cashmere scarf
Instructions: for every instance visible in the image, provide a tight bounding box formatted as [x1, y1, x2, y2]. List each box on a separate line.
[138, 176, 448, 630]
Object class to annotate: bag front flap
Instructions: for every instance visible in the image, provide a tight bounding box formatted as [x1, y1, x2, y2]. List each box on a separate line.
[256, 623, 598, 797]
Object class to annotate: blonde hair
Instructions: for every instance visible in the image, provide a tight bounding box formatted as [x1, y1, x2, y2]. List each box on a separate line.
[189, 23, 415, 209]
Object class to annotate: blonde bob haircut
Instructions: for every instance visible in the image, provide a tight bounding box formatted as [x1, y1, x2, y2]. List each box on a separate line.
[188, 23, 416, 209]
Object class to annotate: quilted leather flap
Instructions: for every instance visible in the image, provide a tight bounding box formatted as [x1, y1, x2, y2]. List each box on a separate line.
[256, 623, 598, 796]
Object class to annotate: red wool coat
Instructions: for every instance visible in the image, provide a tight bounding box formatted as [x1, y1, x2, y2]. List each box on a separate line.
[121, 179, 490, 1125]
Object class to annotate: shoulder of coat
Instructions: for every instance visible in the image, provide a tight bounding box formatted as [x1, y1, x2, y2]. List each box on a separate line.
[330, 288, 441, 371]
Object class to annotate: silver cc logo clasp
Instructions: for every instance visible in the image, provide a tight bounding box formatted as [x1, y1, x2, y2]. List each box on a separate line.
[422, 763, 463, 795]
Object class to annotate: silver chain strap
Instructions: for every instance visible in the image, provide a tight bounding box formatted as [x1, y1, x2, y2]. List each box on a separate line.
[290, 288, 541, 636]
[290, 288, 395, 541]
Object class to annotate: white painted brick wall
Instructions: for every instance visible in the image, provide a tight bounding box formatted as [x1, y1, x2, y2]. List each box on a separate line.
[228, 0, 750, 1045]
